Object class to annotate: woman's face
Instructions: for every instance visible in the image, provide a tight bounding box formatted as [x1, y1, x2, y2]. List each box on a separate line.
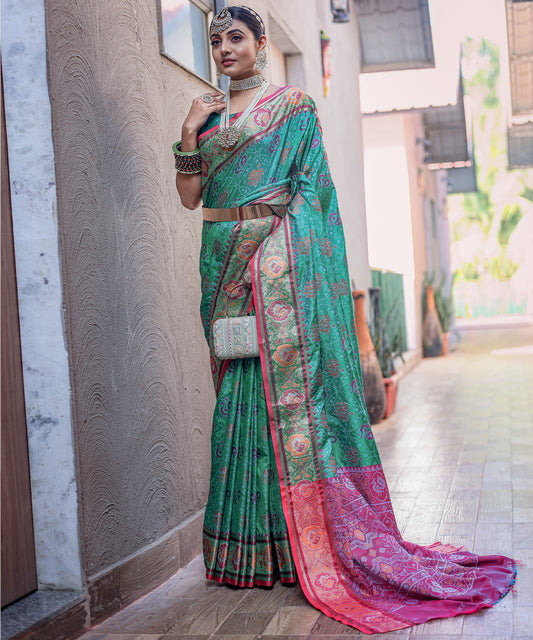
[210, 19, 266, 80]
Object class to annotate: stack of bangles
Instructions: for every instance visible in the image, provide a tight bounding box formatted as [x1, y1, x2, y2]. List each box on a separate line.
[173, 141, 202, 174]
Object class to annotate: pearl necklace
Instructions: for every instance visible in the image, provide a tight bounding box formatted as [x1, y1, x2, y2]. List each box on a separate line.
[218, 79, 269, 150]
[229, 74, 264, 91]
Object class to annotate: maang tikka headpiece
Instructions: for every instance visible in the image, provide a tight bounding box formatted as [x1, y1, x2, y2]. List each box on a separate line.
[210, 6, 265, 35]
[210, 7, 233, 33]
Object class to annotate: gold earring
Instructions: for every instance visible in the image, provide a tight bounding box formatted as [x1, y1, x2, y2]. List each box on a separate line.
[216, 68, 223, 80]
[256, 50, 268, 71]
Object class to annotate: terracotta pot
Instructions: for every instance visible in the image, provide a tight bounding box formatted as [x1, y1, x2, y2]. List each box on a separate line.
[382, 374, 398, 419]
[352, 290, 385, 424]
[442, 331, 450, 356]
[422, 285, 443, 358]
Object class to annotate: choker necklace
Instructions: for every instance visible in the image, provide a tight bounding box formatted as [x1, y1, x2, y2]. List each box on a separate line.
[218, 79, 269, 150]
[229, 74, 264, 91]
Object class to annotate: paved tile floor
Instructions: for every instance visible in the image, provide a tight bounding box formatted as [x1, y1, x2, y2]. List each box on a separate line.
[80, 324, 533, 640]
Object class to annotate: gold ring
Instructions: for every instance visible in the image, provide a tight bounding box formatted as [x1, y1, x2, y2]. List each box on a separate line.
[201, 94, 215, 104]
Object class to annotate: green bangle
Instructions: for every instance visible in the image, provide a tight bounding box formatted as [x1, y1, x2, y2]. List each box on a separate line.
[173, 140, 202, 174]
[172, 141, 200, 156]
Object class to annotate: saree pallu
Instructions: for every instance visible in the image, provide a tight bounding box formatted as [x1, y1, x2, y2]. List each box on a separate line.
[198, 86, 516, 633]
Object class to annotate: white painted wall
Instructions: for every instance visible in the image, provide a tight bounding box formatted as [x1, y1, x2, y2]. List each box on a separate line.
[362, 116, 418, 350]
[1, 0, 82, 590]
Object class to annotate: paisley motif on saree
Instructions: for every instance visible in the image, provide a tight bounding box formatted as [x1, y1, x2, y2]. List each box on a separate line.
[198, 87, 516, 632]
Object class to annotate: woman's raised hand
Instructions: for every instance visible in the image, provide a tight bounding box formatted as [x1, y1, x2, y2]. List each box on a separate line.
[182, 92, 226, 142]
[177, 92, 225, 209]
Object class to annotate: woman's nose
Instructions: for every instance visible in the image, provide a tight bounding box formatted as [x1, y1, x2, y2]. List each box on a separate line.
[220, 38, 232, 55]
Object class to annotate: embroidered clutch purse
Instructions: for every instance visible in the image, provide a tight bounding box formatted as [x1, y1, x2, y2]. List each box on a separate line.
[213, 316, 260, 359]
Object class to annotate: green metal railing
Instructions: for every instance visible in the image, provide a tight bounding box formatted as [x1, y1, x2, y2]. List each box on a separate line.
[371, 270, 408, 353]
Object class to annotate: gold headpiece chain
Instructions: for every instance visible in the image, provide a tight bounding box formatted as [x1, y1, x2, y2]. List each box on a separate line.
[240, 5, 265, 34]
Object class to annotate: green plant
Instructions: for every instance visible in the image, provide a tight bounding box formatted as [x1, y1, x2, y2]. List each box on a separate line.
[491, 254, 519, 280]
[463, 37, 500, 101]
[497, 204, 523, 249]
[462, 188, 494, 237]
[519, 186, 533, 203]
[456, 261, 480, 281]
[368, 288, 405, 379]
[452, 222, 464, 242]
[422, 272, 435, 316]
[423, 273, 454, 333]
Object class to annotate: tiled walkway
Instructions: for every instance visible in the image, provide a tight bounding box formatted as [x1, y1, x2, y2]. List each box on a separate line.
[80, 323, 533, 640]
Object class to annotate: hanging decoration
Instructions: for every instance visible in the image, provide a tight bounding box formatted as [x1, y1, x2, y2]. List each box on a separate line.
[331, 0, 350, 22]
[320, 30, 331, 97]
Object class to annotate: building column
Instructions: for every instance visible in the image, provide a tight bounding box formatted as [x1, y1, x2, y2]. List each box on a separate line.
[1, 0, 82, 590]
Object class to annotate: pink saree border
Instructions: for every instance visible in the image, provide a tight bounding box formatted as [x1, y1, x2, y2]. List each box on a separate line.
[251, 236, 309, 577]
[281, 218, 411, 632]
[251, 214, 408, 633]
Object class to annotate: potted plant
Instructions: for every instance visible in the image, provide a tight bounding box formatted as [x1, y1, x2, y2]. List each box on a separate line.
[422, 284, 443, 357]
[434, 276, 454, 355]
[368, 288, 405, 419]
[352, 290, 386, 424]
[423, 273, 454, 356]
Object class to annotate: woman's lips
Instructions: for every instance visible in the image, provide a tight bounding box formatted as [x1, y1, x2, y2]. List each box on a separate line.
[222, 59, 236, 66]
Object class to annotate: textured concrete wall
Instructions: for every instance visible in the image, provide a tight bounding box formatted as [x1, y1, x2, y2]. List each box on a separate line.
[2, 0, 82, 590]
[45, 0, 214, 578]
[44, 0, 370, 587]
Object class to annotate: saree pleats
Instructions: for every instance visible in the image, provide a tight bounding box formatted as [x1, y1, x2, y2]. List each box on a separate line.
[200, 215, 296, 586]
[203, 357, 297, 586]
[197, 86, 516, 633]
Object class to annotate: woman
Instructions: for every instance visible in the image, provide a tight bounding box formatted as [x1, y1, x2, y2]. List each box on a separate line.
[175, 5, 516, 634]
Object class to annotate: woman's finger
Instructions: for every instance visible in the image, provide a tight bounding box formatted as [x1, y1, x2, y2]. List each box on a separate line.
[197, 92, 224, 104]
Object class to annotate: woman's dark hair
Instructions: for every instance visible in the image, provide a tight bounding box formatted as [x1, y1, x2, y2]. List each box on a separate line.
[227, 6, 264, 41]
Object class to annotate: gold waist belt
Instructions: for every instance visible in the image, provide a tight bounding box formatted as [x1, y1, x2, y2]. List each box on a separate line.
[202, 204, 273, 222]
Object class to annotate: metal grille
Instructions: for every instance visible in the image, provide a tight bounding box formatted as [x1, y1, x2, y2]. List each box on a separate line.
[356, 0, 435, 72]
[371, 270, 408, 353]
[506, 0, 533, 116]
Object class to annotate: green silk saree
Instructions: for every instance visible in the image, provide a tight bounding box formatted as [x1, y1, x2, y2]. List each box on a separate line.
[196, 87, 516, 634]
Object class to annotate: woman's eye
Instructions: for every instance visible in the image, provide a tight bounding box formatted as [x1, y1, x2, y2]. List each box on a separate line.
[210, 40, 220, 46]
[231, 35, 242, 42]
